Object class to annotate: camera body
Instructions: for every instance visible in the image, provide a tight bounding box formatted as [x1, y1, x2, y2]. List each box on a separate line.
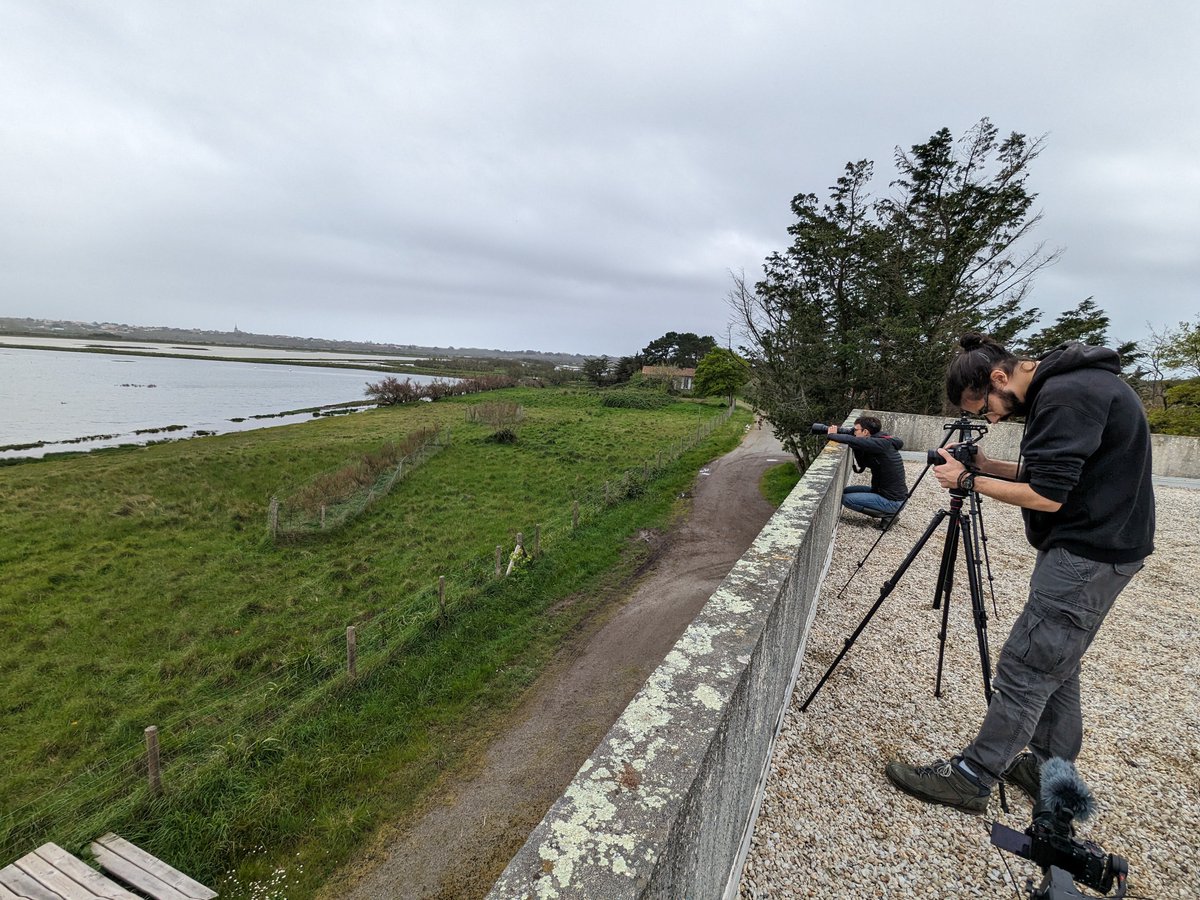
[811, 422, 854, 436]
[1026, 802, 1127, 896]
[989, 758, 1128, 898]
[926, 439, 981, 467]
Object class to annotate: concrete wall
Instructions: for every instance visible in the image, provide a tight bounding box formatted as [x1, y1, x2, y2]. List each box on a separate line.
[487, 439, 850, 900]
[863, 410, 1200, 478]
[487, 407, 1198, 899]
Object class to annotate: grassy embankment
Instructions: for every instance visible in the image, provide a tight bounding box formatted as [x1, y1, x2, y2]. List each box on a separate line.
[0, 386, 750, 897]
[760, 460, 802, 507]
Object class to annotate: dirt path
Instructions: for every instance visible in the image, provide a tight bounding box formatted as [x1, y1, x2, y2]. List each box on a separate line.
[336, 425, 789, 899]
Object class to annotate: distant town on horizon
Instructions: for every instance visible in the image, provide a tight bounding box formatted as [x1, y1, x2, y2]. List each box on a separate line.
[0, 316, 588, 364]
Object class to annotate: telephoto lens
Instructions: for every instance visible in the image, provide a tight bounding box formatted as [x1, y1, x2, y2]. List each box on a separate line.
[812, 423, 854, 435]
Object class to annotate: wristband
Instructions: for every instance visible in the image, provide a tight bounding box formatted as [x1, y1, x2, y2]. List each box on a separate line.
[957, 471, 976, 491]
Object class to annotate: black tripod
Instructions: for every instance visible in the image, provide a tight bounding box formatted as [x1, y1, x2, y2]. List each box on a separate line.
[800, 482, 997, 712]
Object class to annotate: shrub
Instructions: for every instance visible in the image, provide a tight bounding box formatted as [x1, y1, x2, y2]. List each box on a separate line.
[366, 374, 521, 405]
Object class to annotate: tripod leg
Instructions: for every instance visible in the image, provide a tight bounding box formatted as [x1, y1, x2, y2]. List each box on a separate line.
[933, 513, 961, 698]
[958, 511, 1008, 810]
[958, 514, 995, 703]
[800, 510, 949, 711]
[931, 513, 960, 614]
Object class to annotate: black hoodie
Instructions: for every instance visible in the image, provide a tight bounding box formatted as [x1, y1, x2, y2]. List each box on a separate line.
[826, 431, 907, 501]
[1020, 342, 1155, 563]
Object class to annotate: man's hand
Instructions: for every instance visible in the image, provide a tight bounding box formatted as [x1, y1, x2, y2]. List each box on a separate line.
[932, 448, 1062, 512]
[827, 425, 838, 434]
[932, 448, 966, 490]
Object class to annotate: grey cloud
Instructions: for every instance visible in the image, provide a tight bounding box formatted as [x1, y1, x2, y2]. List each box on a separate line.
[1, 0, 1197, 354]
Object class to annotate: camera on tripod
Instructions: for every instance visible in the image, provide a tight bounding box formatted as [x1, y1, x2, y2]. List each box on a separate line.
[926, 415, 989, 467]
[990, 758, 1129, 898]
[926, 436, 983, 467]
[811, 422, 854, 435]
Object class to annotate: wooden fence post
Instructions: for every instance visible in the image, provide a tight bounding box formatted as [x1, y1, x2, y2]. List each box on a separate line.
[572, 500, 580, 529]
[268, 498, 279, 538]
[346, 626, 357, 679]
[320, 506, 326, 529]
[495, 545, 503, 578]
[145, 726, 162, 797]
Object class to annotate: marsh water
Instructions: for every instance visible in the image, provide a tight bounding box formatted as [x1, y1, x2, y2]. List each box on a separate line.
[0, 346, 440, 459]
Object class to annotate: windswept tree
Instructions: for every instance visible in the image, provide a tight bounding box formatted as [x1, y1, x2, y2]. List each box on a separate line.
[734, 118, 1057, 463]
[640, 331, 717, 368]
[1017, 298, 1112, 355]
[1015, 297, 1142, 381]
[581, 355, 611, 386]
[693, 347, 749, 406]
[1162, 315, 1200, 377]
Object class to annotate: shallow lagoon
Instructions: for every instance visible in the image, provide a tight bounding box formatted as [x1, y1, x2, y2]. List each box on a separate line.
[0, 348, 439, 458]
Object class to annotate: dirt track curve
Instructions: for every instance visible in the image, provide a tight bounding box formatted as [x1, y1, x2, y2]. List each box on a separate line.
[335, 424, 789, 900]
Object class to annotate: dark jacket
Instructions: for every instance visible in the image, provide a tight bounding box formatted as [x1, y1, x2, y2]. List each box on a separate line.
[827, 432, 907, 501]
[1020, 342, 1155, 563]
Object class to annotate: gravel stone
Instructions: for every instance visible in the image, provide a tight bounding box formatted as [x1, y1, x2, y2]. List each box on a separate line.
[740, 464, 1199, 899]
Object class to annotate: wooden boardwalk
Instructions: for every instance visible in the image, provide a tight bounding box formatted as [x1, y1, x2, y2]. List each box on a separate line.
[1, 835, 215, 900]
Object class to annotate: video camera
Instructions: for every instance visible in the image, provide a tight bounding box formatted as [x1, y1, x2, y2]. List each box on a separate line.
[990, 758, 1128, 898]
[926, 414, 989, 467]
[926, 435, 984, 467]
[811, 423, 854, 435]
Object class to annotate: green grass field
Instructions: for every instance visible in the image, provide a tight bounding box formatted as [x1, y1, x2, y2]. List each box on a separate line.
[0, 386, 751, 897]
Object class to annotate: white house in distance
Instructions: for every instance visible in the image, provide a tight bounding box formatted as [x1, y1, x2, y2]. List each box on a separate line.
[641, 365, 696, 391]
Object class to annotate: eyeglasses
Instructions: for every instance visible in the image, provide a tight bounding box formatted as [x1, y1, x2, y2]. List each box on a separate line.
[972, 386, 993, 420]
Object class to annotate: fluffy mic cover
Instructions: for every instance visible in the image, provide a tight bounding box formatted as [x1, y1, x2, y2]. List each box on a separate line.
[1039, 757, 1096, 822]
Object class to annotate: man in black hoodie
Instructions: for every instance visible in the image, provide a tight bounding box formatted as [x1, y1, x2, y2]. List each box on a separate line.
[885, 335, 1155, 813]
[824, 416, 908, 527]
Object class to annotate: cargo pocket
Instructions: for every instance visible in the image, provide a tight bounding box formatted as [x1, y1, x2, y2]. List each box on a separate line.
[1114, 559, 1145, 578]
[1012, 549, 1106, 677]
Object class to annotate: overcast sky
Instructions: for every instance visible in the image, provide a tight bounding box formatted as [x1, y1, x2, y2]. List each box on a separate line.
[2, 1, 1196, 356]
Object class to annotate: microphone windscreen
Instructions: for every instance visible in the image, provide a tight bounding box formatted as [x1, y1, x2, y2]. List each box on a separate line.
[1039, 757, 1095, 822]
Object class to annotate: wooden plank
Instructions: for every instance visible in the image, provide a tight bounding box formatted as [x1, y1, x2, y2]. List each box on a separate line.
[0, 861, 62, 899]
[1, 861, 61, 900]
[11, 844, 104, 899]
[90, 835, 216, 900]
[29, 846, 138, 900]
[0, 876, 31, 900]
[85, 845, 191, 900]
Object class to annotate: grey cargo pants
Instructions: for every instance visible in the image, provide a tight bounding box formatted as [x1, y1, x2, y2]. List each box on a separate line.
[961, 546, 1144, 787]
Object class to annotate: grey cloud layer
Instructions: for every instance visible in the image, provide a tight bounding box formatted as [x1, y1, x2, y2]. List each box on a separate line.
[2, 0, 1196, 353]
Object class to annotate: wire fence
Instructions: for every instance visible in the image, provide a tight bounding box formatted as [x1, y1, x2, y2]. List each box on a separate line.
[269, 425, 448, 540]
[0, 402, 739, 862]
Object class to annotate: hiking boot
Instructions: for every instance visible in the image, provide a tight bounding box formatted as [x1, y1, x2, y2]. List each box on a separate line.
[885, 757, 989, 814]
[1003, 752, 1042, 801]
[878, 515, 895, 530]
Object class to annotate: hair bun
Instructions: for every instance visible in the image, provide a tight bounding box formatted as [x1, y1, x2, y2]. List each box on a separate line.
[959, 333, 987, 352]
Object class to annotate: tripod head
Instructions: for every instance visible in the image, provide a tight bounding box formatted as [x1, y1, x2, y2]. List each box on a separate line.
[945, 412, 988, 441]
[927, 415, 988, 469]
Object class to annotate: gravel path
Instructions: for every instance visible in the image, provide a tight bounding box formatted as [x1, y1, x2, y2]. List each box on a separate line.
[333, 426, 789, 899]
[740, 463, 1199, 899]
